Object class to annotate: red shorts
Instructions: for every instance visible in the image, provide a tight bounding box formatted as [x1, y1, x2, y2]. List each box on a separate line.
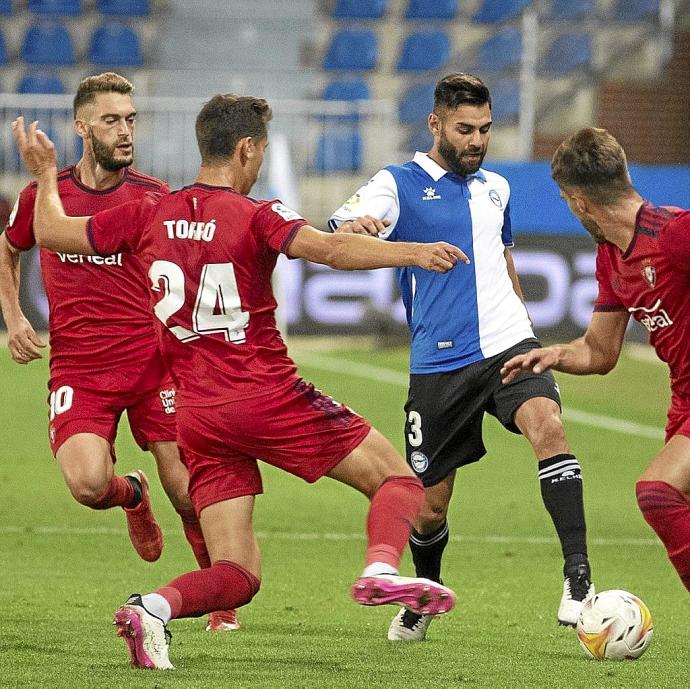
[47, 371, 177, 458]
[666, 393, 690, 443]
[177, 378, 372, 514]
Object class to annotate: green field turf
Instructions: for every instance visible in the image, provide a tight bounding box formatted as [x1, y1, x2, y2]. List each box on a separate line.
[0, 340, 685, 688]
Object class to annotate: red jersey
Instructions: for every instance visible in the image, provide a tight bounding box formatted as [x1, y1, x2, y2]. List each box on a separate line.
[594, 203, 690, 395]
[87, 183, 307, 407]
[5, 166, 170, 390]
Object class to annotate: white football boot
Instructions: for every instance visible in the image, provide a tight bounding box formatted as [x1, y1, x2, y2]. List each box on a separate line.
[558, 562, 595, 627]
[387, 608, 434, 641]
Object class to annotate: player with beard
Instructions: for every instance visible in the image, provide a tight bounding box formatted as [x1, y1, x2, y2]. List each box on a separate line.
[330, 73, 594, 640]
[501, 127, 690, 598]
[0, 72, 238, 632]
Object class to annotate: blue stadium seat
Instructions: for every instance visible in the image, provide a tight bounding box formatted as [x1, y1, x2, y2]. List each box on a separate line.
[541, 31, 592, 74]
[333, 0, 386, 19]
[322, 78, 370, 124]
[613, 0, 659, 21]
[21, 22, 75, 65]
[88, 22, 143, 66]
[97, 0, 150, 16]
[396, 30, 450, 72]
[0, 0, 11, 16]
[405, 0, 457, 20]
[18, 71, 66, 93]
[489, 78, 520, 123]
[406, 125, 432, 153]
[398, 82, 435, 124]
[313, 129, 363, 173]
[475, 27, 522, 72]
[473, 0, 532, 23]
[0, 30, 6, 65]
[323, 29, 378, 71]
[546, 0, 595, 20]
[28, 0, 82, 15]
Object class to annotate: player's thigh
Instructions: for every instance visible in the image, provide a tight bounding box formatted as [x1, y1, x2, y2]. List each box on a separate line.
[56, 433, 114, 496]
[149, 440, 191, 510]
[639, 435, 690, 493]
[404, 369, 488, 487]
[125, 380, 177, 452]
[326, 426, 413, 497]
[199, 495, 260, 577]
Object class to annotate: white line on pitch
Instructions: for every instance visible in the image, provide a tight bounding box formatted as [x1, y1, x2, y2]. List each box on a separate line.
[298, 353, 664, 441]
[0, 524, 661, 547]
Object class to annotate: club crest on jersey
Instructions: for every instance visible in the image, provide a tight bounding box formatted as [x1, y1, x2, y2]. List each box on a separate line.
[422, 187, 441, 201]
[489, 189, 503, 208]
[641, 259, 656, 288]
[410, 451, 429, 473]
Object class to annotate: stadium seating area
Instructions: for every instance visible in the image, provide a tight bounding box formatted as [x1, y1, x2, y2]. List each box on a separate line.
[315, 0, 673, 170]
[0, 0, 157, 94]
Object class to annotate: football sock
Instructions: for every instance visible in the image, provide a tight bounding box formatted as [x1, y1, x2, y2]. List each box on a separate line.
[177, 507, 211, 568]
[365, 475, 424, 569]
[156, 560, 260, 620]
[140, 593, 172, 624]
[409, 520, 449, 583]
[636, 480, 690, 593]
[538, 454, 588, 559]
[362, 561, 398, 577]
[88, 475, 137, 510]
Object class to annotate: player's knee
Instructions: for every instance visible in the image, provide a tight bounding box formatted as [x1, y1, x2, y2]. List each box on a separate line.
[526, 412, 567, 455]
[418, 499, 449, 528]
[69, 479, 109, 507]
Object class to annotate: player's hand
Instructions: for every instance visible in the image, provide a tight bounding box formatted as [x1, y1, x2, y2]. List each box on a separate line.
[336, 216, 391, 236]
[7, 315, 46, 365]
[417, 242, 470, 273]
[12, 117, 57, 178]
[500, 347, 560, 384]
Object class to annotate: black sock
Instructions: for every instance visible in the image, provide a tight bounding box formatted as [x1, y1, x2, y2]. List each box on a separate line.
[409, 521, 449, 583]
[538, 454, 588, 563]
[124, 474, 143, 508]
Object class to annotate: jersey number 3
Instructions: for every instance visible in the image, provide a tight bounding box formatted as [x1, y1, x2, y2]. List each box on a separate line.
[149, 260, 249, 343]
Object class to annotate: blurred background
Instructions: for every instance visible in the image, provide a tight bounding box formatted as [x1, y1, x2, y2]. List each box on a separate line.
[1, 0, 689, 339]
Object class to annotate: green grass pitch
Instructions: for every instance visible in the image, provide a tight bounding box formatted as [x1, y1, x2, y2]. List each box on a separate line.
[0, 340, 686, 688]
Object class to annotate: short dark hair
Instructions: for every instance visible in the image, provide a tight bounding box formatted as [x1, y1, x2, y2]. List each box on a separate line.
[195, 94, 272, 165]
[73, 72, 134, 118]
[551, 127, 634, 205]
[434, 73, 491, 112]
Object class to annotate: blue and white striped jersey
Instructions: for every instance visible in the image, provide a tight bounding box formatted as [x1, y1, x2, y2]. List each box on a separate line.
[330, 152, 534, 374]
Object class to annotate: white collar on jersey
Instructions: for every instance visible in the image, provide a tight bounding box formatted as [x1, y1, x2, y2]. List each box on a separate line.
[413, 151, 487, 184]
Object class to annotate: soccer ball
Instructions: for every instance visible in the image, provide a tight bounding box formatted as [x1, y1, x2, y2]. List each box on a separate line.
[576, 589, 653, 660]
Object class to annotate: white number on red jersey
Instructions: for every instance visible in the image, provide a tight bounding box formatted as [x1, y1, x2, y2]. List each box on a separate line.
[149, 261, 249, 343]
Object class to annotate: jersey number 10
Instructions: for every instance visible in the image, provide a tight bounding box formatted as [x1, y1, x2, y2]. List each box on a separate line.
[149, 260, 250, 343]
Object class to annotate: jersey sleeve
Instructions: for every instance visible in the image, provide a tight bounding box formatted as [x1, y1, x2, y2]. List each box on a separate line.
[660, 211, 690, 273]
[593, 247, 626, 312]
[501, 201, 513, 248]
[4, 185, 37, 251]
[252, 200, 308, 254]
[87, 197, 152, 256]
[328, 169, 400, 239]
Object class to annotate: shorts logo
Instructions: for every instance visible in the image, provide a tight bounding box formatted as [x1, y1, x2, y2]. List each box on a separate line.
[489, 189, 503, 208]
[410, 451, 429, 474]
[159, 388, 176, 415]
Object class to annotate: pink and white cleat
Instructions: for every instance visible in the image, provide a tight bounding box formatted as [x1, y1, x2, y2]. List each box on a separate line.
[352, 574, 456, 616]
[113, 594, 174, 670]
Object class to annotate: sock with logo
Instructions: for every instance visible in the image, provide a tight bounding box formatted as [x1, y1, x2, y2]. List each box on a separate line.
[636, 480, 690, 593]
[538, 454, 588, 558]
[409, 520, 449, 583]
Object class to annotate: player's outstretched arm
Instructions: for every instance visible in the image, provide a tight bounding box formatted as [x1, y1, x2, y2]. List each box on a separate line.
[500, 310, 630, 384]
[12, 117, 92, 255]
[288, 224, 469, 272]
[0, 233, 46, 364]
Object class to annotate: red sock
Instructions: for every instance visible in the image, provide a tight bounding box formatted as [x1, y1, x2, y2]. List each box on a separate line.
[636, 480, 690, 592]
[365, 474, 424, 569]
[89, 475, 136, 510]
[177, 507, 211, 569]
[156, 560, 260, 619]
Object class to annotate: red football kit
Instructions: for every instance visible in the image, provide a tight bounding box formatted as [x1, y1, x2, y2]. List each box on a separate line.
[593, 203, 690, 441]
[87, 183, 370, 512]
[5, 166, 177, 455]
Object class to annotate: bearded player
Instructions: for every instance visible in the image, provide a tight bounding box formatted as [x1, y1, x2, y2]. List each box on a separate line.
[502, 127, 690, 598]
[0, 73, 237, 632]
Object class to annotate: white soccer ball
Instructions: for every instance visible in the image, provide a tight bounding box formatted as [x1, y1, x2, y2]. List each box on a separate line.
[576, 589, 653, 660]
